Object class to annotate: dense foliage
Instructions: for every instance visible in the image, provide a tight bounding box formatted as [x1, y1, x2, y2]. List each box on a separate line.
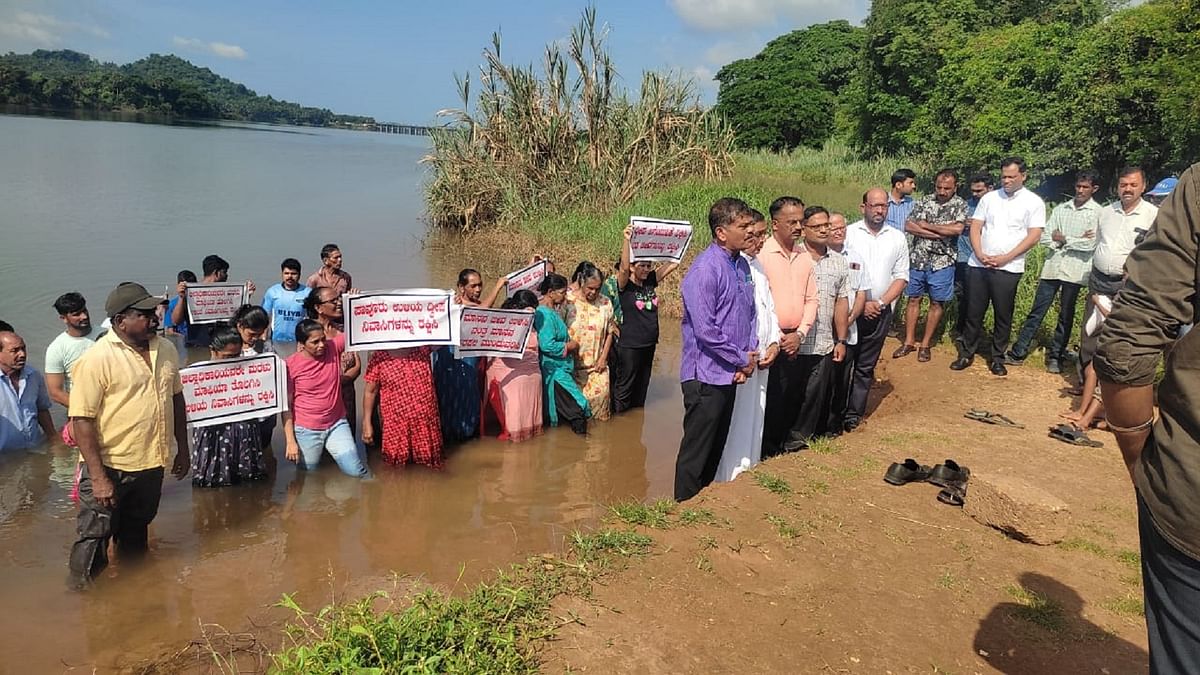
[0, 49, 374, 126]
[716, 0, 1199, 180]
[714, 21, 863, 151]
[425, 8, 734, 230]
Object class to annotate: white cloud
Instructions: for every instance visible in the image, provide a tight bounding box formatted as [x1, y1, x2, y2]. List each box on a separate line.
[669, 0, 866, 33]
[0, 10, 109, 47]
[172, 35, 247, 60]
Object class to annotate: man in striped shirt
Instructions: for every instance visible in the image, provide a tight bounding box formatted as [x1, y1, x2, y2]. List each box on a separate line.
[1006, 170, 1102, 373]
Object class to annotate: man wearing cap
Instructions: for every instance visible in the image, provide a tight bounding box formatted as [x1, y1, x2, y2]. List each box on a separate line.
[66, 283, 190, 590]
[1145, 176, 1178, 208]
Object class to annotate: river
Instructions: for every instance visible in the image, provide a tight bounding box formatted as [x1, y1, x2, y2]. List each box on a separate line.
[0, 113, 683, 671]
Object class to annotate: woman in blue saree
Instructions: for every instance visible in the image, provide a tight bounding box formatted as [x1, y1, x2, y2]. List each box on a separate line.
[533, 273, 591, 435]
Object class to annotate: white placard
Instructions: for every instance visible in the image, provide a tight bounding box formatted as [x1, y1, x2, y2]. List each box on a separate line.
[629, 217, 693, 263]
[343, 289, 457, 351]
[455, 307, 534, 358]
[180, 353, 286, 428]
[185, 283, 248, 324]
[504, 260, 548, 294]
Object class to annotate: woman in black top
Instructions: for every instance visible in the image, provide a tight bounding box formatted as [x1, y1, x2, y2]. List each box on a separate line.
[612, 224, 679, 413]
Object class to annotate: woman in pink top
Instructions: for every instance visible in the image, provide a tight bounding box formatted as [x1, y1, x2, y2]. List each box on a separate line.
[282, 319, 370, 477]
[483, 290, 543, 442]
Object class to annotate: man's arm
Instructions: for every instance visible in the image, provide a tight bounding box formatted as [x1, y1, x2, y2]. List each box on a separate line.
[45, 373, 70, 408]
[905, 219, 941, 239]
[171, 393, 190, 479]
[925, 220, 965, 237]
[1096, 167, 1198, 481]
[37, 409, 56, 441]
[1063, 213, 1099, 252]
[996, 228, 1044, 266]
[72, 417, 115, 507]
[170, 282, 188, 325]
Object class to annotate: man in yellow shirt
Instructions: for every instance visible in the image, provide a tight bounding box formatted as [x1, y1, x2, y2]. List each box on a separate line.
[67, 283, 190, 590]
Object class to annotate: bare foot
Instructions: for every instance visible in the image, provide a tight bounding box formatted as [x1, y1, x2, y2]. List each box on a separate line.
[1060, 409, 1083, 422]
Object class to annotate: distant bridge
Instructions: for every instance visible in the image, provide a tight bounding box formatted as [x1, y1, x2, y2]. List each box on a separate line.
[372, 122, 433, 136]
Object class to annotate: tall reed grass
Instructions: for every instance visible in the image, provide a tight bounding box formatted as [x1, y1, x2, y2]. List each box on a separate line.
[423, 7, 734, 230]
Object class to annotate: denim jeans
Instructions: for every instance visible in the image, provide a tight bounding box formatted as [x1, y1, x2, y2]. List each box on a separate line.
[294, 419, 371, 477]
[1010, 279, 1082, 361]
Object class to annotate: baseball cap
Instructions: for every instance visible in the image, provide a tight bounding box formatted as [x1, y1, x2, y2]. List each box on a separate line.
[104, 282, 164, 318]
[1147, 177, 1178, 197]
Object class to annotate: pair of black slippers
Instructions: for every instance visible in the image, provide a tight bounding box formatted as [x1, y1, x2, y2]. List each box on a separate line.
[883, 459, 971, 506]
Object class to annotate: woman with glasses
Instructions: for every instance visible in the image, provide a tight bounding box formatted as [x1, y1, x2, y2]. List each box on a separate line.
[303, 287, 362, 437]
[535, 274, 590, 434]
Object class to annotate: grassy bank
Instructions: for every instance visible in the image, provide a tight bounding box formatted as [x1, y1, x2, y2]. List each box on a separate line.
[443, 144, 1075, 357]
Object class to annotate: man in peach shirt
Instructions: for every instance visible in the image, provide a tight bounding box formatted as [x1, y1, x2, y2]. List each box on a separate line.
[758, 196, 820, 457]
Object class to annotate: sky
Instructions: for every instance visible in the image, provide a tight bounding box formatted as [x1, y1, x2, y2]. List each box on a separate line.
[0, 0, 870, 123]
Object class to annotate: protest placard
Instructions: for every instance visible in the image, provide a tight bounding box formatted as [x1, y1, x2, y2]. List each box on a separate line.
[504, 259, 548, 294]
[455, 307, 534, 358]
[628, 217, 693, 263]
[180, 353, 286, 428]
[343, 289, 457, 351]
[185, 283, 248, 324]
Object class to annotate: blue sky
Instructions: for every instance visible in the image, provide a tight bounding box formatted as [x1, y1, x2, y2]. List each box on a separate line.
[0, 0, 870, 123]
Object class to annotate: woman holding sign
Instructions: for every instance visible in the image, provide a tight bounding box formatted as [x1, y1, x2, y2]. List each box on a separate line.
[191, 326, 269, 487]
[613, 224, 680, 413]
[484, 290, 543, 443]
[565, 263, 616, 421]
[431, 268, 498, 444]
[535, 275, 590, 434]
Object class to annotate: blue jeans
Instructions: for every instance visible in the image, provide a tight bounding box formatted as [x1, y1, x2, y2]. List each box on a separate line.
[1010, 279, 1082, 361]
[293, 419, 371, 477]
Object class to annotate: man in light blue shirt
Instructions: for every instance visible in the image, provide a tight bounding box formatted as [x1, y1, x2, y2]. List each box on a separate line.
[261, 257, 312, 344]
[0, 330, 55, 450]
[884, 168, 917, 231]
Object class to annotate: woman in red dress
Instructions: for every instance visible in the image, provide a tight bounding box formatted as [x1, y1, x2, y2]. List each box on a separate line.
[361, 346, 443, 468]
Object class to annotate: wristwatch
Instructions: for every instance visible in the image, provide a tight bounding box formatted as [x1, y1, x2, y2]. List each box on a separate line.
[835, 338, 848, 345]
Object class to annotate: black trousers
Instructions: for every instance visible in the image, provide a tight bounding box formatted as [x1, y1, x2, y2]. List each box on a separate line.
[1139, 493, 1200, 674]
[959, 266, 1021, 361]
[847, 306, 892, 424]
[551, 382, 588, 435]
[954, 261, 971, 337]
[674, 380, 736, 501]
[68, 463, 164, 586]
[825, 346, 857, 434]
[613, 344, 656, 413]
[762, 353, 830, 456]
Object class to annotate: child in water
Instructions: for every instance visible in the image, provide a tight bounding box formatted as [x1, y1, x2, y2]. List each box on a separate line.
[191, 325, 269, 487]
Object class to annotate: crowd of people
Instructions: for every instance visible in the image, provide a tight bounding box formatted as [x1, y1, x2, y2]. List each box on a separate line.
[0, 158, 1182, 597]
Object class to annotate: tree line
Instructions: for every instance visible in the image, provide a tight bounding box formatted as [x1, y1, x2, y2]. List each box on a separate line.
[0, 49, 375, 127]
[714, 0, 1199, 183]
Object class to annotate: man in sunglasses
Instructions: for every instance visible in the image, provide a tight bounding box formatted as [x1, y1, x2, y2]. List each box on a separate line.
[66, 282, 190, 590]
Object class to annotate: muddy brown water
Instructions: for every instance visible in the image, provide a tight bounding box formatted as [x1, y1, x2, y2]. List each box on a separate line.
[0, 114, 682, 671]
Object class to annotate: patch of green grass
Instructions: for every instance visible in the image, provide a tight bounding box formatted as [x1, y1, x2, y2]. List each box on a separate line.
[1056, 537, 1109, 558]
[753, 471, 793, 497]
[765, 514, 802, 539]
[878, 430, 943, 448]
[936, 571, 961, 590]
[1118, 571, 1143, 587]
[1115, 549, 1141, 570]
[571, 529, 654, 565]
[1005, 584, 1067, 633]
[1102, 593, 1145, 618]
[807, 436, 841, 455]
[608, 499, 675, 529]
[679, 507, 717, 527]
[801, 478, 831, 496]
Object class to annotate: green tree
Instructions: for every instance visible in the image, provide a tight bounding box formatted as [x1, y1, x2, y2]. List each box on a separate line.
[714, 20, 863, 151]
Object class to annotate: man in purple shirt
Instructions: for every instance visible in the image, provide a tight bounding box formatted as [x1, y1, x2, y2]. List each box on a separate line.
[675, 197, 759, 501]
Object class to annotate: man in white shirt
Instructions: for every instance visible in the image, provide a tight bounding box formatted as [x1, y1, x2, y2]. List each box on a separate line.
[843, 189, 909, 432]
[952, 157, 1045, 376]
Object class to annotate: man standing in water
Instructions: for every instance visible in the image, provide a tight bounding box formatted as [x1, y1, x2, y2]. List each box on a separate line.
[0, 330, 56, 451]
[1095, 163, 1200, 673]
[44, 292, 95, 408]
[307, 243, 353, 295]
[67, 283, 189, 590]
[675, 197, 757, 501]
[170, 255, 255, 349]
[262, 258, 312, 347]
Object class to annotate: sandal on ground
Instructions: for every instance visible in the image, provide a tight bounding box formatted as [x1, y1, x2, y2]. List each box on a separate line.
[928, 459, 971, 489]
[964, 409, 1025, 429]
[884, 458, 932, 486]
[892, 344, 917, 359]
[917, 347, 932, 362]
[1048, 423, 1103, 447]
[937, 484, 967, 507]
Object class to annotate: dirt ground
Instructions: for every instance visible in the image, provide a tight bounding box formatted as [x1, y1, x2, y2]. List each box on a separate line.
[542, 341, 1149, 675]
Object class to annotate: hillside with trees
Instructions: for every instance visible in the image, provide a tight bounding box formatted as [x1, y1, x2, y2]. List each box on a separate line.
[714, 0, 1199, 181]
[0, 49, 375, 127]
